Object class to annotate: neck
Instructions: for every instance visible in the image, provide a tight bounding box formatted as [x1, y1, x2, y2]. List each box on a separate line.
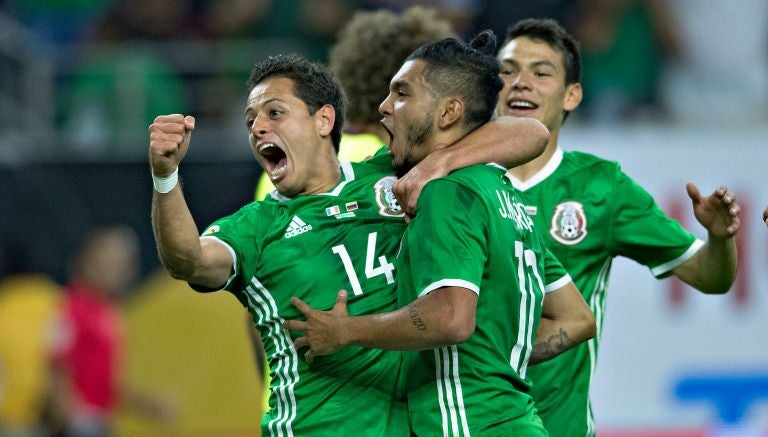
[508, 128, 561, 181]
[301, 147, 342, 196]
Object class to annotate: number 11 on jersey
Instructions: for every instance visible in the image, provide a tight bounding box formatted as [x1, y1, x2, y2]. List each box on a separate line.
[332, 232, 395, 296]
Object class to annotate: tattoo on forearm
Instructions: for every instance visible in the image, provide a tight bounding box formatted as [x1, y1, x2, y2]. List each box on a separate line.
[531, 328, 574, 363]
[408, 307, 427, 331]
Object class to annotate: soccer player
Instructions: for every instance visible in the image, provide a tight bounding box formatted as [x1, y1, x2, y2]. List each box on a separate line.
[285, 32, 596, 436]
[494, 18, 741, 436]
[148, 55, 549, 435]
[253, 6, 455, 200]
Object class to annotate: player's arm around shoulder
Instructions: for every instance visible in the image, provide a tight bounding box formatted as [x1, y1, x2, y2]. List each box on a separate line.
[530, 280, 595, 365]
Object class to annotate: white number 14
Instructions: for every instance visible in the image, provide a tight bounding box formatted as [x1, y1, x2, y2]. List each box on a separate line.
[331, 232, 395, 296]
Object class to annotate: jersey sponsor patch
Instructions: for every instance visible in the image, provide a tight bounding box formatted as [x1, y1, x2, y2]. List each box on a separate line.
[202, 225, 220, 235]
[284, 215, 313, 239]
[373, 176, 404, 218]
[550, 201, 587, 245]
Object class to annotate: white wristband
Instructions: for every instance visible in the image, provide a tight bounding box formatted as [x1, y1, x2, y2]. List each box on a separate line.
[152, 168, 179, 193]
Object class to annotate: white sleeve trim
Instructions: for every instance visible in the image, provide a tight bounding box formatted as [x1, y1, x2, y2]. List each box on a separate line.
[200, 236, 237, 289]
[544, 274, 573, 293]
[418, 279, 480, 298]
[650, 239, 705, 277]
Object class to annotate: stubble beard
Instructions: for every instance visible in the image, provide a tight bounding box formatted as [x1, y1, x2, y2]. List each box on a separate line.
[393, 111, 434, 178]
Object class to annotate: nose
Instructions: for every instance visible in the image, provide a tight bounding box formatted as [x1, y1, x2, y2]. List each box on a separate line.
[379, 92, 394, 117]
[250, 115, 270, 138]
[510, 71, 532, 91]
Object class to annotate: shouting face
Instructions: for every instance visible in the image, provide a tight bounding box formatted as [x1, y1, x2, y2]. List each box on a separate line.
[245, 77, 337, 197]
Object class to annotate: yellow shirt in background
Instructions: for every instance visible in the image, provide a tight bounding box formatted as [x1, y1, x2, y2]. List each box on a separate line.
[0, 275, 61, 425]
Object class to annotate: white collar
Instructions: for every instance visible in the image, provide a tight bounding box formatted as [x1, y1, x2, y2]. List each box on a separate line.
[505, 148, 563, 192]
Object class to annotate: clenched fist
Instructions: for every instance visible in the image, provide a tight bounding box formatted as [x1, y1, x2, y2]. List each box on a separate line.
[149, 114, 195, 177]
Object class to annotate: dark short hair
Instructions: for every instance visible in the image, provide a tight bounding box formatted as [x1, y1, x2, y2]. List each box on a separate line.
[406, 30, 503, 132]
[504, 18, 581, 86]
[329, 6, 455, 125]
[247, 54, 346, 152]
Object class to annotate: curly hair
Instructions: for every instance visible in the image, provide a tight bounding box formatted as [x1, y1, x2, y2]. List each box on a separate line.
[329, 6, 455, 126]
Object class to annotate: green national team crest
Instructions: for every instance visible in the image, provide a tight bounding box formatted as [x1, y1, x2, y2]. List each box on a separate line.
[374, 176, 404, 217]
[550, 201, 587, 245]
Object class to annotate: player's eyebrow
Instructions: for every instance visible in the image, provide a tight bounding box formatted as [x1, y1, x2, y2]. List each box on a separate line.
[244, 97, 283, 115]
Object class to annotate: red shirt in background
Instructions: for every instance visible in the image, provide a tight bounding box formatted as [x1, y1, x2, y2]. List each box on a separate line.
[54, 280, 123, 413]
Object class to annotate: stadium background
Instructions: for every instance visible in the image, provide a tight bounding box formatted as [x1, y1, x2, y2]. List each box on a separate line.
[1, 1, 766, 436]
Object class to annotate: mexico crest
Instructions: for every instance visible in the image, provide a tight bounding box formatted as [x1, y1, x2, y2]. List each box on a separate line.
[374, 176, 404, 217]
[550, 201, 587, 245]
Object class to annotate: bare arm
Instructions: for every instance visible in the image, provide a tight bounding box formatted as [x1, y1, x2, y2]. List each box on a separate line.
[284, 287, 477, 362]
[671, 184, 740, 294]
[529, 281, 596, 365]
[394, 116, 548, 219]
[149, 114, 233, 288]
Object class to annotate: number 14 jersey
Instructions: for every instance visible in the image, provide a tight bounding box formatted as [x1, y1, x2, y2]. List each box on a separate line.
[201, 156, 407, 437]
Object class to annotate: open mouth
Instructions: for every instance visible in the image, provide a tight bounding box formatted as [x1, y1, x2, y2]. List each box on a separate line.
[258, 142, 288, 181]
[380, 121, 394, 152]
[506, 98, 538, 113]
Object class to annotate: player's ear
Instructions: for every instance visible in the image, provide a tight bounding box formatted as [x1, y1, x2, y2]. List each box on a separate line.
[315, 104, 335, 137]
[563, 83, 582, 112]
[438, 98, 463, 129]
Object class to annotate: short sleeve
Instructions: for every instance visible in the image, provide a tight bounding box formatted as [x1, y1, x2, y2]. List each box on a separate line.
[608, 168, 700, 277]
[197, 203, 265, 292]
[541, 247, 572, 293]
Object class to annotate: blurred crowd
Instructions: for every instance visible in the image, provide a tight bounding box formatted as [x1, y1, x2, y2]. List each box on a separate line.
[0, 225, 266, 437]
[0, 0, 766, 161]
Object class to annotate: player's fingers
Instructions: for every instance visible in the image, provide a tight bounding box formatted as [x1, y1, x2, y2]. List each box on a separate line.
[184, 115, 195, 131]
[283, 319, 307, 332]
[290, 297, 312, 315]
[729, 203, 740, 216]
[685, 182, 701, 202]
[150, 120, 186, 135]
[292, 336, 309, 350]
[722, 189, 736, 205]
[150, 130, 184, 145]
[153, 114, 185, 125]
[305, 350, 314, 364]
[334, 290, 348, 315]
[726, 217, 741, 235]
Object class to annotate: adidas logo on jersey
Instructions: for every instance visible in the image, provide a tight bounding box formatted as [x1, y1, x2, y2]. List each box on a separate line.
[284, 216, 313, 239]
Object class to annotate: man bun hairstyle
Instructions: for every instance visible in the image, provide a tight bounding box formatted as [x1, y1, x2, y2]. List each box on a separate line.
[406, 30, 503, 132]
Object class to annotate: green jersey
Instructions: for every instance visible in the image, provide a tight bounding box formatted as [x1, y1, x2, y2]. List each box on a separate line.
[509, 149, 701, 437]
[200, 155, 408, 436]
[397, 164, 571, 437]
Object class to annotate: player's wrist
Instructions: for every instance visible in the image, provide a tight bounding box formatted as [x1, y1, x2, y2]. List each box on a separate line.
[152, 167, 179, 193]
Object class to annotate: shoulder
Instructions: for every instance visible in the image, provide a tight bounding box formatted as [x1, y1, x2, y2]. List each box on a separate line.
[445, 163, 506, 184]
[201, 200, 275, 235]
[563, 150, 621, 173]
[420, 164, 505, 203]
[558, 150, 630, 184]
